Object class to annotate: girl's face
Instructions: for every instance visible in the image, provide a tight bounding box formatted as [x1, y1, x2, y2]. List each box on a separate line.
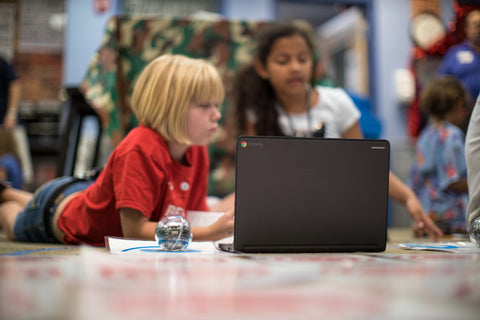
[185, 101, 221, 145]
[256, 34, 313, 96]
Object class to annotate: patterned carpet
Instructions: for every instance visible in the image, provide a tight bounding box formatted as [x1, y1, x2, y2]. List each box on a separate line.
[0, 228, 466, 256]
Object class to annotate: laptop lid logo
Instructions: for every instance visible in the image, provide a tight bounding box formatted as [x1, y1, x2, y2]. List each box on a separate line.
[240, 140, 263, 148]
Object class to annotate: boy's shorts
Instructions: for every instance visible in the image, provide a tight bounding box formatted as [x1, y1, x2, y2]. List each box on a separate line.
[13, 176, 94, 243]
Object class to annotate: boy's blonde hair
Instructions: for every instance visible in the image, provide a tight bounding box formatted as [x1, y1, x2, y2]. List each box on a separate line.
[131, 54, 224, 144]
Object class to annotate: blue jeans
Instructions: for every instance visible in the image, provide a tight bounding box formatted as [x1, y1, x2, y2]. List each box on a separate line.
[13, 176, 94, 243]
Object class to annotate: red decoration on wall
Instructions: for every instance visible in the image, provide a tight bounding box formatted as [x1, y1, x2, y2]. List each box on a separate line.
[94, 0, 110, 14]
[407, 1, 480, 138]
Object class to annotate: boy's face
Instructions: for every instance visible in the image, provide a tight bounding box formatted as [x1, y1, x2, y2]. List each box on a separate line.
[185, 101, 221, 146]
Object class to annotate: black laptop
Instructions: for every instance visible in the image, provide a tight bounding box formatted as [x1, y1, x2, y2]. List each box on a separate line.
[218, 136, 390, 253]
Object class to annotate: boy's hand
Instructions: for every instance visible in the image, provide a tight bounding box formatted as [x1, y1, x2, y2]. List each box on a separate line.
[208, 209, 234, 241]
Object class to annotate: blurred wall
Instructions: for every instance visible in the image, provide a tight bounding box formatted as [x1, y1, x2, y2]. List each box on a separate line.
[373, 0, 410, 143]
[222, 0, 275, 20]
[63, 0, 121, 86]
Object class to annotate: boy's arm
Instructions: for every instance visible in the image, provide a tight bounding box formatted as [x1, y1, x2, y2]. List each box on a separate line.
[192, 209, 234, 241]
[119, 207, 234, 242]
[119, 207, 156, 240]
[209, 193, 235, 212]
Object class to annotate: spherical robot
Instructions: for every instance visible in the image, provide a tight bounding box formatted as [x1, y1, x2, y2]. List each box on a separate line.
[155, 215, 192, 251]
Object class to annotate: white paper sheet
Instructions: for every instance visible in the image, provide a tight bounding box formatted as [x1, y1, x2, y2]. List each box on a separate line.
[398, 241, 480, 253]
[105, 236, 219, 255]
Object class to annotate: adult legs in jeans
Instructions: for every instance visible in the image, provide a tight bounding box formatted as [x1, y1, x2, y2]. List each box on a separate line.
[0, 182, 33, 240]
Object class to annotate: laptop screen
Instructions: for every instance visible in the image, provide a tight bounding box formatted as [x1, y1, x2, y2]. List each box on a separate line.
[233, 136, 390, 253]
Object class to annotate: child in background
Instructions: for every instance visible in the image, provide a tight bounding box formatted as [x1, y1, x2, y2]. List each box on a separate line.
[0, 54, 234, 246]
[0, 128, 23, 189]
[409, 76, 469, 234]
[233, 23, 442, 240]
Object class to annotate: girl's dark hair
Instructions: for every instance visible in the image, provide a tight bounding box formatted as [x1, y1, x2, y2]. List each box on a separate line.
[420, 75, 467, 119]
[233, 23, 317, 136]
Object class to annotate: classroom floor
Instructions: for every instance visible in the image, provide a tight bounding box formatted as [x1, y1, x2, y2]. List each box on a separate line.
[0, 228, 479, 320]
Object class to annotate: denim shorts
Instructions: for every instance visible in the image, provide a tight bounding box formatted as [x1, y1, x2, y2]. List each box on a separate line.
[13, 176, 94, 243]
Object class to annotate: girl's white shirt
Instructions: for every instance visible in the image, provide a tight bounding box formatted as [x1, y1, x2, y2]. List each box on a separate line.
[247, 86, 361, 138]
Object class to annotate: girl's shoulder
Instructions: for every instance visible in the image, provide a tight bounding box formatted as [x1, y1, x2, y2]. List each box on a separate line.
[316, 86, 352, 103]
[314, 86, 358, 112]
[316, 85, 347, 95]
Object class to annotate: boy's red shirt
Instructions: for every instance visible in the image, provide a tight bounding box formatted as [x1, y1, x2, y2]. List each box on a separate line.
[58, 125, 209, 246]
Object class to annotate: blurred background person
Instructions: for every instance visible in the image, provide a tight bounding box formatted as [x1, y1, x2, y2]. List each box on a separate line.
[409, 76, 469, 235]
[0, 56, 21, 130]
[438, 9, 480, 102]
[0, 56, 33, 189]
[0, 128, 23, 189]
